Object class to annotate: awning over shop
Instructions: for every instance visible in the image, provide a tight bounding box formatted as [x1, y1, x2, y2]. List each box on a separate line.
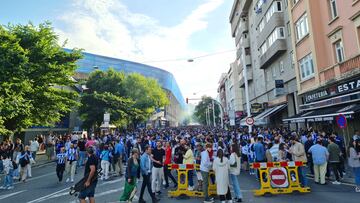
[241, 104, 287, 126]
[283, 103, 360, 123]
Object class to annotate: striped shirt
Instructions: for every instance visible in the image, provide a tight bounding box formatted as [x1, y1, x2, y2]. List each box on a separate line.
[57, 153, 67, 164]
[67, 148, 77, 161]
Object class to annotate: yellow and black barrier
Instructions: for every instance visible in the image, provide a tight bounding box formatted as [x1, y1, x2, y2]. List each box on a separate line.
[251, 161, 311, 196]
[167, 164, 217, 198]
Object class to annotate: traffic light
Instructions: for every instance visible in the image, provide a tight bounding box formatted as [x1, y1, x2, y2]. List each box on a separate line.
[186, 98, 188, 104]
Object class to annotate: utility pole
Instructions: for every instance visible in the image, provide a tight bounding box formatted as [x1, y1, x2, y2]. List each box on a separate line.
[242, 46, 252, 134]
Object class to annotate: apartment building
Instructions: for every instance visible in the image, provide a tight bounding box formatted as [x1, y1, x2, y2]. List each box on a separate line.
[229, 0, 298, 127]
[222, 62, 245, 126]
[284, 0, 360, 140]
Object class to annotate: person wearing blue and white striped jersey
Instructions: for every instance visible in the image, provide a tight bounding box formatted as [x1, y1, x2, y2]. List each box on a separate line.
[56, 147, 67, 182]
[65, 143, 78, 183]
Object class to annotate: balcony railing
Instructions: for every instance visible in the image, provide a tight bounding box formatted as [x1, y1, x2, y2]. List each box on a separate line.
[340, 54, 360, 74]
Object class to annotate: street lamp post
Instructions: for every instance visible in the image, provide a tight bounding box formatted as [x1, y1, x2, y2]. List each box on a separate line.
[212, 100, 216, 127]
[242, 46, 252, 134]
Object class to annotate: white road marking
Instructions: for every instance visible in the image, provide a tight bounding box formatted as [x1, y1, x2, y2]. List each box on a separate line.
[100, 178, 124, 186]
[95, 187, 124, 198]
[14, 172, 56, 185]
[0, 190, 27, 200]
[26, 187, 69, 203]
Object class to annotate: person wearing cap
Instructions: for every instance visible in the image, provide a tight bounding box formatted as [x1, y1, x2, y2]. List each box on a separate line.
[308, 139, 329, 185]
[119, 148, 140, 202]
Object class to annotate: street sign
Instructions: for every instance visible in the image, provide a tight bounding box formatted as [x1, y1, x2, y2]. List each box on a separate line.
[245, 117, 255, 126]
[270, 168, 288, 188]
[336, 114, 347, 129]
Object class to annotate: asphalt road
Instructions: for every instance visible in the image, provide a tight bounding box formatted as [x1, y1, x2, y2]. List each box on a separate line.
[0, 163, 358, 203]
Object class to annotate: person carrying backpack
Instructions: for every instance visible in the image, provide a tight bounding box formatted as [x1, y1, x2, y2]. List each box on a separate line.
[18, 149, 31, 182]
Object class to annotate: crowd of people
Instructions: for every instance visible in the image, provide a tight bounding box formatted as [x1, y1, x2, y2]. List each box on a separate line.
[0, 127, 360, 203]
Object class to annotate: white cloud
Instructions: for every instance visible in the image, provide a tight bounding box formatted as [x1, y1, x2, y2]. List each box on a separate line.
[55, 0, 234, 101]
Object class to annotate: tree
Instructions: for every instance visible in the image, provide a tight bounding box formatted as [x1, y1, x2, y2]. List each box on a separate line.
[0, 22, 82, 135]
[121, 73, 169, 126]
[79, 69, 170, 130]
[194, 96, 220, 126]
[79, 69, 130, 130]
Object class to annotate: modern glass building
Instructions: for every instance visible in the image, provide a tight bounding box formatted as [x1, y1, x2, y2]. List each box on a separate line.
[72, 49, 186, 127]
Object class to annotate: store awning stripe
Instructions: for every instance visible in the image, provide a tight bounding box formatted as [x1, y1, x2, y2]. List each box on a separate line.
[283, 111, 354, 122]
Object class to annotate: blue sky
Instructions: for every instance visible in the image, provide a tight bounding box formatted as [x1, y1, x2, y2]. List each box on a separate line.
[0, 0, 235, 101]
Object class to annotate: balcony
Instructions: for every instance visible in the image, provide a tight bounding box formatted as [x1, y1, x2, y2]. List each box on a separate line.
[236, 47, 251, 64]
[239, 18, 248, 34]
[259, 39, 287, 69]
[230, 0, 253, 37]
[241, 35, 250, 48]
[319, 54, 360, 86]
[258, 12, 285, 46]
[239, 66, 253, 88]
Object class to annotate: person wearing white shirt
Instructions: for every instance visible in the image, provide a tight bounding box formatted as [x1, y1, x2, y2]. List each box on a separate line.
[29, 139, 39, 160]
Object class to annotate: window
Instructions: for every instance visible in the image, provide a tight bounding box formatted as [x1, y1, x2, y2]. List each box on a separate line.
[272, 65, 277, 78]
[260, 43, 267, 55]
[299, 54, 315, 80]
[280, 61, 284, 73]
[334, 40, 345, 63]
[357, 26, 360, 51]
[245, 47, 251, 55]
[295, 14, 309, 41]
[287, 22, 291, 36]
[290, 51, 295, 69]
[278, 27, 285, 38]
[329, 0, 338, 19]
[259, 19, 265, 32]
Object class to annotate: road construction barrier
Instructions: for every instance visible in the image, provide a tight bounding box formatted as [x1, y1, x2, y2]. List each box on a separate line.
[251, 161, 311, 196]
[167, 164, 217, 198]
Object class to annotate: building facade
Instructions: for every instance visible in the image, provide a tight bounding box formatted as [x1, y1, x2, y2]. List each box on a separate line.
[224, 62, 245, 126]
[284, 0, 360, 143]
[75, 51, 186, 127]
[229, 0, 298, 127]
[218, 73, 228, 121]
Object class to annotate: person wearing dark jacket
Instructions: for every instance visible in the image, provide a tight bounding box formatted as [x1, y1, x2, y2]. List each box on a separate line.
[305, 135, 314, 174]
[119, 149, 140, 202]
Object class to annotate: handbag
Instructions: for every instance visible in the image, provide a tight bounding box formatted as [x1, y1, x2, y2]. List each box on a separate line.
[30, 158, 36, 164]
